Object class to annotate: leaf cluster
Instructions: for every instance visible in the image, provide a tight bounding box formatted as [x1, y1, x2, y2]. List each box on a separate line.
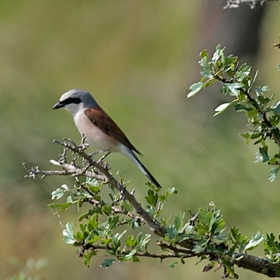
[50, 177, 177, 267]
[188, 45, 280, 182]
[49, 174, 280, 278]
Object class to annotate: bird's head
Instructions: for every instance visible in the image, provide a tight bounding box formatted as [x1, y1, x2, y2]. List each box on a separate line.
[53, 89, 99, 116]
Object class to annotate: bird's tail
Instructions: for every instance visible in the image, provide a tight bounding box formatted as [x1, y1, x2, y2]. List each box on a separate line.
[122, 147, 162, 189]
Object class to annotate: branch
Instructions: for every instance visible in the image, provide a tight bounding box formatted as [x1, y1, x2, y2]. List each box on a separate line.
[78, 244, 193, 261]
[77, 240, 280, 277]
[22, 161, 107, 181]
[22, 139, 165, 236]
[224, 0, 278, 9]
[233, 253, 280, 278]
[23, 138, 280, 277]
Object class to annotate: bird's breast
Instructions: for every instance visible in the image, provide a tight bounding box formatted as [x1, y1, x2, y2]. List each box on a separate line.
[74, 110, 119, 151]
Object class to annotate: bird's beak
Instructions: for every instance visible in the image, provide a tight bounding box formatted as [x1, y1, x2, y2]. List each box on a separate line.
[53, 102, 64, 109]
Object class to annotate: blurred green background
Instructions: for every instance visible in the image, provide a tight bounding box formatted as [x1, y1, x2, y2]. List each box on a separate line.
[1, 0, 280, 279]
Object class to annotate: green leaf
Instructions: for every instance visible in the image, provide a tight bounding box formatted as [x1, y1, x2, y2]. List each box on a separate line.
[250, 69, 258, 86]
[86, 178, 100, 188]
[234, 103, 251, 112]
[63, 223, 76, 244]
[174, 213, 185, 232]
[66, 195, 73, 203]
[183, 224, 194, 234]
[269, 167, 279, 182]
[255, 151, 263, 163]
[272, 102, 280, 114]
[188, 82, 204, 98]
[258, 147, 269, 162]
[100, 258, 115, 268]
[223, 83, 242, 96]
[106, 215, 119, 229]
[269, 115, 280, 126]
[211, 45, 223, 63]
[131, 218, 140, 229]
[88, 213, 99, 230]
[137, 232, 151, 249]
[230, 226, 248, 252]
[51, 187, 65, 200]
[225, 55, 238, 67]
[230, 226, 239, 240]
[203, 78, 216, 88]
[213, 103, 231, 116]
[86, 235, 100, 244]
[199, 51, 213, 78]
[47, 202, 72, 212]
[121, 200, 133, 212]
[125, 235, 137, 247]
[268, 156, 278, 165]
[200, 49, 209, 59]
[169, 261, 178, 268]
[122, 249, 137, 261]
[102, 205, 112, 216]
[132, 255, 140, 262]
[245, 232, 264, 251]
[246, 109, 259, 122]
[193, 239, 209, 253]
[84, 254, 91, 266]
[114, 230, 127, 243]
[264, 233, 280, 258]
[159, 187, 177, 202]
[254, 85, 270, 98]
[145, 189, 158, 207]
[166, 225, 177, 240]
[236, 64, 251, 81]
[61, 184, 70, 191]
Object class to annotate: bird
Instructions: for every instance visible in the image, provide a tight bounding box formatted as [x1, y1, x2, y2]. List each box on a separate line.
[53, 89, 162, 188]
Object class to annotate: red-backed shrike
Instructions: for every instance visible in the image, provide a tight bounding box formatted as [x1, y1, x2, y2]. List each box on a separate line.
[53, 89, 162, 188]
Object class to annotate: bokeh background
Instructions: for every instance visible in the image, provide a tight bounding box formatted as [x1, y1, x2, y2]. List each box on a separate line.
[1, 0, 280, 279]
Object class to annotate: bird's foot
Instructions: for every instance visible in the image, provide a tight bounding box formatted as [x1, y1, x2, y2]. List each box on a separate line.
[97, 160, 110, 170]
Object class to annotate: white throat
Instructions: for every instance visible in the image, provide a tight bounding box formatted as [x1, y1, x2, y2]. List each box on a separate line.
[63, 103, 85, 117]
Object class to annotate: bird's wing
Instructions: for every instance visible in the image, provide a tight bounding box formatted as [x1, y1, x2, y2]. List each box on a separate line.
[84, 107, 142, 155]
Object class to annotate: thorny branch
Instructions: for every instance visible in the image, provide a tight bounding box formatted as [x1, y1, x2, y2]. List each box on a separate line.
[22, 138, 166, 236]
[22, 139, 280, 277]
[78, 238, 280, 277]
[78, 243, 194, 261]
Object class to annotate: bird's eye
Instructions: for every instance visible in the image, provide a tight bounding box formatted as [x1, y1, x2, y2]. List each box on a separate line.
[61, 97, 81, 105]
